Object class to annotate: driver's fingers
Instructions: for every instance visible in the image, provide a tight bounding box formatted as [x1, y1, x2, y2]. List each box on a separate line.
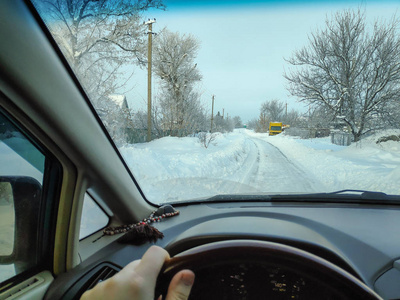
[165, 270, 195, 300]
[134, 246, 170, 282]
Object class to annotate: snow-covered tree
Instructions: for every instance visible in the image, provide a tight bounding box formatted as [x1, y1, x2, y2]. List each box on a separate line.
[213, 112, 234, 133]
[129, 100, 166, 142]
[285, 9, 400, 141]
[153, 30, 204, 136]
[37, 0, 164, 142]
[39, 0, 164, 99]
[232, 116, 243, 128]
[157, 89, 207, 136]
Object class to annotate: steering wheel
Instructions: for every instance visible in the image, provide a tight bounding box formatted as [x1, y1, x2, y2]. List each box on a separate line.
[155, 240, 381, 299]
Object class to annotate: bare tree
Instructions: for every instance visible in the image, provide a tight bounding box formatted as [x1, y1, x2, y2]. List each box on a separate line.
[153, 30, 204, 136]
[285, 9, 400, 141]
[261, 99, 286, 122]
[232, 116, 243, 128]
[256, 112, 268, 133]
[284, 109, 302, 127]
[246, 118, 258, 130]
[198, 132, 217, 149]
[256, 99, 303, 131]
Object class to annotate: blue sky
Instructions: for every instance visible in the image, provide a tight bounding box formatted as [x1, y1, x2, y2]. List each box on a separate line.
[127, 0, 400, 123]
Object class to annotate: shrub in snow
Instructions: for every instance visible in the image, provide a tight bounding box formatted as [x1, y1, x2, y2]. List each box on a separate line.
[198, 132, 217, 148]
[376, 135, 400, 144]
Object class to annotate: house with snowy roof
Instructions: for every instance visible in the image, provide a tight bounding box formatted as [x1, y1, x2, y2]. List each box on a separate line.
[108, 94, 129, 111]
[92, 94, 134, 144]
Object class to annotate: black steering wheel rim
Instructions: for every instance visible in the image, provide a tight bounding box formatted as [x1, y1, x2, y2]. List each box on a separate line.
[155, 240, 381, 299]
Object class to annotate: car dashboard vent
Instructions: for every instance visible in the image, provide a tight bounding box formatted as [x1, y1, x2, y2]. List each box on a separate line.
[85, 266, 118, 290]
[65, 263, 121, 300]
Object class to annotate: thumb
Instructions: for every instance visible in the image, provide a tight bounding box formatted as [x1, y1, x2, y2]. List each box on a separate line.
[165, 270, 195, 300]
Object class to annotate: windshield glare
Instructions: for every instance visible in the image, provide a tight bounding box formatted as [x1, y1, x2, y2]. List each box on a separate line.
[34, 0, 400, 204]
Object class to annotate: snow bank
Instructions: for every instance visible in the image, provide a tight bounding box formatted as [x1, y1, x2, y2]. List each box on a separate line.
[247, 130, 400, 195]
[120, 132, 252, 201]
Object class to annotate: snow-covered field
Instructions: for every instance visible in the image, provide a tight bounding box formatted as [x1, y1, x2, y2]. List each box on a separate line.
[120, 129, 400, 203]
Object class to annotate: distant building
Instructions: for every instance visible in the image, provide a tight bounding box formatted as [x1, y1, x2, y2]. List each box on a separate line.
[94, 94, 133, 144]
[108, 94, 129, 111]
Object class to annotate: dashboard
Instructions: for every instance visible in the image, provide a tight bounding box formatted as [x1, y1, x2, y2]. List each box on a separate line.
[187, 264, 328, 299]
[166, 259, 340, 299]
[45, 202, 400, 299]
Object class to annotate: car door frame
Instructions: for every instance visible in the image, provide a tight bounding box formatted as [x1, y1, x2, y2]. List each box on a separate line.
[0, 0, 157, 298]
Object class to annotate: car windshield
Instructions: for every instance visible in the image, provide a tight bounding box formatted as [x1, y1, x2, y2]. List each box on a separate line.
[33, 0, 400, 204]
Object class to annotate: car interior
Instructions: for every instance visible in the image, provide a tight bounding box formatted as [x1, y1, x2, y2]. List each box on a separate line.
[1, 1, 400, 299]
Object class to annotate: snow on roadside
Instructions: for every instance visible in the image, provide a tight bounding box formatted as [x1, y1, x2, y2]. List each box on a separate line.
[120, 129, 400, 202]
[246, 130, 400, 195]
[119, 132, 252, 201]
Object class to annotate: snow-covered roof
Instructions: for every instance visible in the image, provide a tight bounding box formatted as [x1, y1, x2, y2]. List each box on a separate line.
[108, 94, 128, 109]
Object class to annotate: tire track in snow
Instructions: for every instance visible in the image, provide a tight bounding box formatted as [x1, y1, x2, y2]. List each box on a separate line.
[234, 138, 260, 191]
[237, 136, 321, 193]
[215, 137, 261, 194]
[137, 132, 323, 202]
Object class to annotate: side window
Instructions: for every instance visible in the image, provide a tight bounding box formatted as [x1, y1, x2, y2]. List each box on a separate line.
[0, 181, 15, 282]
[80, 193, 109, 240]
[0, 110, 45, 283]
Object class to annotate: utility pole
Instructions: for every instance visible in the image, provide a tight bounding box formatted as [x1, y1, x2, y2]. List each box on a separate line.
[222, 108, 224, 119]
[285, 102, 288, 120]
[145, 19, 156, 142]
[210, 95, 215, 133]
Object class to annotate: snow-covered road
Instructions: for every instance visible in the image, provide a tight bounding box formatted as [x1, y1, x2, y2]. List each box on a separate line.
[121, 130, 349, 203]
[120, 128, 400, 203]
[181, 136, 321, 196]
[239, 137, 320, 193]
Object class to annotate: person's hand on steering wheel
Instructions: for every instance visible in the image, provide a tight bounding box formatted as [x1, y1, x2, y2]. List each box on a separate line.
[80, 246, 195, 300]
